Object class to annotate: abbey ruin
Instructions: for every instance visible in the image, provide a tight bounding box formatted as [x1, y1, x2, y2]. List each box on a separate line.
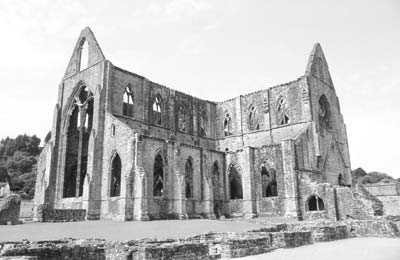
[33, 27, 376, 222]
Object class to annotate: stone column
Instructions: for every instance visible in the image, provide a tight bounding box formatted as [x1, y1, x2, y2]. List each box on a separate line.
[133, 133, 149, 221]
[172, 144, 187, 219]
[282, 139, 299, 218]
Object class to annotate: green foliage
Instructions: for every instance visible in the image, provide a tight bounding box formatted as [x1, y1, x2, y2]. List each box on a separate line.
[352, 168, 397, 185]
[0, 134, 42, 199]
[0, 166, 8, 182]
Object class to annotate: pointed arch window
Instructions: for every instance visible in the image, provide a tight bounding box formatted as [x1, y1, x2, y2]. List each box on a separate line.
[261, 165, 277, 197]
[63, 86, 93, 198]
[123, 85, 134, 117]
[229, 165, 243, 199]
[223, 113, 232, 136]
[185, 158, 194, 198]
[198, 109, 208, 137]
[153, 154, 164, 197]
[110, 154, 121, 197]
[308, 195, 325, 211]
[248, 105, 259, 131]
[152, 95, 162, 125]
[318, 95, 331, 129]
[79, 39, 89, 71]
[277, 97, 290, 125]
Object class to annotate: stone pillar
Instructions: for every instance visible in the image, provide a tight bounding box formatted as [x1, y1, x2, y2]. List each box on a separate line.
[172, 144, 187, 219]
[133, 133, 149, 221]
[282, 139, 299, 218]
[201, 151, 214, 219]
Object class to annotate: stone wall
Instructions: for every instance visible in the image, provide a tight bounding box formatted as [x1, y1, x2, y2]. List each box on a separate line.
[1, 220, 399, 259]
[0, 194, 21, 225]
[35, 204, 86, 222]
[363, 183, 400, 216]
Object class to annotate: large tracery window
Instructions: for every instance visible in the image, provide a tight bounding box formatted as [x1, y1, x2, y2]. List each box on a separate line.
[223, 113, 232, 136]
[63, 86, 93, 198]
[153, 154, 164, 197]
[123, 85, 134, 117]
[152, 96, 162, 125]
[185, 158, 194, 198]
[318, 95, 331, 129]
[277, 97, 290, 125]
[308, 195, 325, 211]
[110, 154, 121, 197]
[248, 105, 259, 131]
[229, 164, 243, 200]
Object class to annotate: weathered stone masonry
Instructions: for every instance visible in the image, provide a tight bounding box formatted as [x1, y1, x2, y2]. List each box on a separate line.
[34, 27, 366, 221]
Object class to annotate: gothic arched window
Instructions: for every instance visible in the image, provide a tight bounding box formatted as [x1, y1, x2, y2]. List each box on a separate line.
[63, 85, 93, 198]
[152, 95, 162, 125]
[248, 105, 259, 131]
[261, 166, 277, 197]
[223, 113, 232, 136]
[185, 158, 194, 198]
[110, 154, 121, 197]
[308, 195, 325, 211]
[153, 154, 164, 197]
[79, 39, 89, 71]
[229, 164, 243, 200]
[277, 97, 290, 125]
[318, 95, 331, 129]
[123, 85, 134, 117]
[199, 109, 207, 137]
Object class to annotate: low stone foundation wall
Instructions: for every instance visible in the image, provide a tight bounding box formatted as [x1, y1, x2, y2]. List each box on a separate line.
[35, 204, 86, 222]
[0, 194, 21, 225]
[1, 219, 399, 259]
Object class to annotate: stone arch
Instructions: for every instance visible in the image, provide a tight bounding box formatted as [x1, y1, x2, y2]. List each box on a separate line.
[228, 163, 243, 200]
[63, 84, 94, 198]
[307, 195, 325, 211]
[259, 161, 277, 198]
[185, 156, 194, 198]
[110, 153, 122, 197]
[153, 152, 165, 197]
[318, 94, 332, 129]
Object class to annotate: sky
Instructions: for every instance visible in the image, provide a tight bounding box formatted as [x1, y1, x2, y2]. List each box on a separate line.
[0, 0, 399, 177]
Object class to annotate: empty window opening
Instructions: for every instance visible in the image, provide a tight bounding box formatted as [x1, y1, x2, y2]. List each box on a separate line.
[248, 105, 259, 131]
[229, 165, 243, 199]
[79, 39, 89, 71]
[152, 96, 162, 125]
[261, 166, 278, 197]
[199, 110, 207, 137]
[111, 124, 116, 136]
[318, 95, 331, 129]
[153, 154, 164, 197]
[185, 158, 194, 198]
[223, 113, 232, 136]
[110, 154, 121, 197]
[63, 106, 79, 198]
[308, 195, 325, 211]
[277, 97, 290, 125]
[63, 86, 94, 198]
[123, 85, 134, 117]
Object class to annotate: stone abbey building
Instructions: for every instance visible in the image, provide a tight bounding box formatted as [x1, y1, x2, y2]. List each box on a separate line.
[34, 27, 356, 221]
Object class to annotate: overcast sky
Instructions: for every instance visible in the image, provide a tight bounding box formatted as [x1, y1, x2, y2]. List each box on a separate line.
[0, 0, 399, 177]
